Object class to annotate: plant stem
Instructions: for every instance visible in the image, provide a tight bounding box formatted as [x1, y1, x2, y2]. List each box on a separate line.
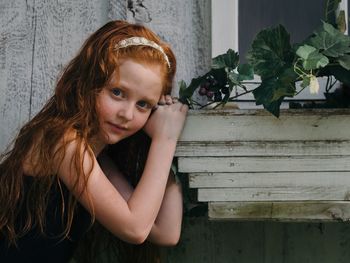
[328, 78, 338, 92]
[240, 82, 261, 85]
[227, 89, 255, 101]
[325, 76, 331, 93]
[325, 0, 330, 21]
[189, 98, 203, 106]
[294, 86, 307, 96]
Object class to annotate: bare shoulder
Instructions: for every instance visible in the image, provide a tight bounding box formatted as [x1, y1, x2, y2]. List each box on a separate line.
[56, 129, 98, 189]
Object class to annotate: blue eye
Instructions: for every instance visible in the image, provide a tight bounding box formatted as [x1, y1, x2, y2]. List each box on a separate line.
[137, 101, 151, 109]
[111, 88, 122, 97]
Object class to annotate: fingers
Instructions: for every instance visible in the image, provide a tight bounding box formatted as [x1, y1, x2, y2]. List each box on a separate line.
[165, 95, 173, 105]
[158, 95, 180, 106]
[155, 95, 187, 113]
[158, 95, 166, 105]
[181, 103, 189, 112]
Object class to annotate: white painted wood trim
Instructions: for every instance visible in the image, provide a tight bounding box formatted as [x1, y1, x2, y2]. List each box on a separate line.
[176, 109, 350, 220]
[208, 201, 350, 221]
[179, 109, 350, 142]
[198, 187, 350, 202]
[175, 140, 350, 157]
[178, 156, 350, 173]
[189, 172, 350, 188]
[339, 0, 349, 34]
[211, 0, 238, 57]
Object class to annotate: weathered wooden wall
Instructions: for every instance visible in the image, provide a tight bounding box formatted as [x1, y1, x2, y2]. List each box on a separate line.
[2, 1, 350, 262]
[0, 0, 211, 152]
[169, 218, 350, 263]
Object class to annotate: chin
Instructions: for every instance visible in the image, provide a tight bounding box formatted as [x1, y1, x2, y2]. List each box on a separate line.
[102, 134, 123, 145]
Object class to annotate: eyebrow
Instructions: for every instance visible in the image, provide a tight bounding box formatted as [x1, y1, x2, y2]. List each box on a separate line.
[145, 97, 158, 107]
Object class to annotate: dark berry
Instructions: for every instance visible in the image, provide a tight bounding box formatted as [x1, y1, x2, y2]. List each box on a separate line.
[207, 78, 218, 86]
[206, 91, 214, 99]
[199, 86, 208, 96]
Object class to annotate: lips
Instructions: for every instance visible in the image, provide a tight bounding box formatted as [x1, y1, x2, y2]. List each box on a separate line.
[107, 122, 128, 133]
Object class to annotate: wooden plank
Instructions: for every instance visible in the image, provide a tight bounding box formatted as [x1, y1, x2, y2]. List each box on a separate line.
[189, 172, 350, 188]
[198, 186, 350, 202]
[29, 1, 104, 117]
[175, 140, 350, 157]
[140, 0, 211, 102]
[179, 109, 350, 142]
[208, 201, 350, 222]
[108, 0, 127, 20]
[178, 156, 350, 173]
[0, 1, 110, 153]
[0, 1, 35, 152]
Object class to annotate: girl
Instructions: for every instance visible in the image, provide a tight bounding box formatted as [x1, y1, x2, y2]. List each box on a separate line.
[0, 20, 188, 262]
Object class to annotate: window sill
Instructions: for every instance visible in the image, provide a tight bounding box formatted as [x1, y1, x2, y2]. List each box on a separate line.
[175, 108, 350, 221]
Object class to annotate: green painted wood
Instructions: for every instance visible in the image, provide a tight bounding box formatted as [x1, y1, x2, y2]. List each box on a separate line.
[209, 201, 350, 221]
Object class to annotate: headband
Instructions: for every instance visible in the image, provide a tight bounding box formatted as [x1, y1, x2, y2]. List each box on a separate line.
[114, 37, 171, 68]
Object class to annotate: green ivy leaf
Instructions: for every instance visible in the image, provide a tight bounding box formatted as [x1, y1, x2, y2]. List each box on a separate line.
[210, 68, 228, 89]
[247, 25, 295, 79]
[265, 98, 285, 118]
[304, 51, 329, 69]
[178, 76, 204, 104]
[179, 80, 187, 97]
[296, 44, 329, 70]
[338, 54, 350, 70]
[212, 49, 239, 70]
[309, 22, 350, 58]
[237, 63, 254, 81]
[253, 68, 297, 117]
[296, 45, 316, 59]
[277, 67, 299, 91]
[300, 75, 311, 88]
[253, 78, 286, 117]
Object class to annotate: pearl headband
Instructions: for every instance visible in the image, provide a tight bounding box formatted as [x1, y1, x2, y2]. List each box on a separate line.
[114, 37, 171, 68]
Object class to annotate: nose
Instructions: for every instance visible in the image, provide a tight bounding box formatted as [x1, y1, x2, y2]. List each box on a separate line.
[118, 101, 134, 121]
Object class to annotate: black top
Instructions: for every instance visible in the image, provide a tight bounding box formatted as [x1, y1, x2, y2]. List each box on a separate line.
[0, 176, 91, 263]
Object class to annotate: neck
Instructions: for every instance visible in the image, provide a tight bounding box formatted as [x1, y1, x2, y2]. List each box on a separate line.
[90, 137, 106, 156]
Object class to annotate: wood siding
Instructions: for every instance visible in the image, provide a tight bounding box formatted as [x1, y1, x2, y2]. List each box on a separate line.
[0, 0, 211, 152]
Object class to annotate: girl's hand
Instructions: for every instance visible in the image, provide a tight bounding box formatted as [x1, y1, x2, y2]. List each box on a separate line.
[143, 95, 188, 142]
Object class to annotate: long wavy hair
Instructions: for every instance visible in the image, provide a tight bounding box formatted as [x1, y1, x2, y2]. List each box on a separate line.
[0, 20, 176, 262]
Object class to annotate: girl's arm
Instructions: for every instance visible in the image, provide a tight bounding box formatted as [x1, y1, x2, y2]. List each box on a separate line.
[57, 102, 187, 245]
[98, 152, 182, 246]
[148, 173, 182, 246]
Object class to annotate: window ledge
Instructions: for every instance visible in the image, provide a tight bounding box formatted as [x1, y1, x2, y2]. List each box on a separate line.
[175, 108, 350, 221]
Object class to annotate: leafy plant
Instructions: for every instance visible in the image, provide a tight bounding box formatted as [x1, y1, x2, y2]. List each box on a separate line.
[179, 49, 254, 109]
[179, 2, 350, 117]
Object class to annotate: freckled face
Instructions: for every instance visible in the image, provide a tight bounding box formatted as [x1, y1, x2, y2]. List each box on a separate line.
[95, 59, 163, 146]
